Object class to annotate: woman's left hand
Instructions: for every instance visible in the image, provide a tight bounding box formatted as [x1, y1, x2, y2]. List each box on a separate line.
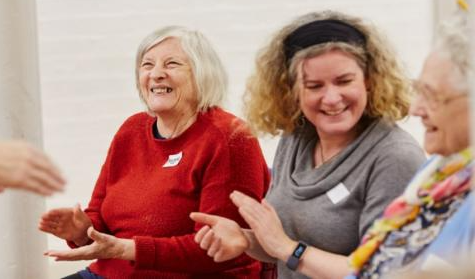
[230, 191, 296, 261]
[44, 227, 135, 261]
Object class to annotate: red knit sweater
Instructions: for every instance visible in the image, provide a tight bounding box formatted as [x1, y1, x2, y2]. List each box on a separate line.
[82, 107, 270, 278]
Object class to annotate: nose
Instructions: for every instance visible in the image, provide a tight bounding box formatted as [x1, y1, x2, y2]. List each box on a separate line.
[150, 65, 167, 80]
[321, 85, 342, 105]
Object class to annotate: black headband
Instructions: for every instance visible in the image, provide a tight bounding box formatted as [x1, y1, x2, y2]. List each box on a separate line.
[283, 19, 366, 63]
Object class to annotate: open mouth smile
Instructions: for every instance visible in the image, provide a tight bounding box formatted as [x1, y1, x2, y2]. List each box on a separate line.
[150, 86, 173, 94]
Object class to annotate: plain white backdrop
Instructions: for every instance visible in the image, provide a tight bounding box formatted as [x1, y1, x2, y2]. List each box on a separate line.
[35, 0, 436, 276]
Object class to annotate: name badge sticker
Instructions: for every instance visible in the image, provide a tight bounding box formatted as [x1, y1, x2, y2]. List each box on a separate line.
[163, 151, 183, 168]
[326, 182, 350, 204]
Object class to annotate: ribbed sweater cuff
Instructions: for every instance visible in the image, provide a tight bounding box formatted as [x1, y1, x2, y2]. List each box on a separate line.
[133, 236, 156, 269]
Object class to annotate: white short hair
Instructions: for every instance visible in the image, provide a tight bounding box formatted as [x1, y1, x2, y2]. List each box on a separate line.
[434, 13, 470, 91]
[135, 26, 227, 112]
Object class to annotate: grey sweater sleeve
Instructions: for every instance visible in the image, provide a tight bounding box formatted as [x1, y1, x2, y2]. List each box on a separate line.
[359, 141, 426, 237]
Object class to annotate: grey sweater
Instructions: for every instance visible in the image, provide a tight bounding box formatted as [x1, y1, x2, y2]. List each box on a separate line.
[266, 119, 426, 279]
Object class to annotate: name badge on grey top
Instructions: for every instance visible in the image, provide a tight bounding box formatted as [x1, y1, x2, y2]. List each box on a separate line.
[326, 182, 350, 204]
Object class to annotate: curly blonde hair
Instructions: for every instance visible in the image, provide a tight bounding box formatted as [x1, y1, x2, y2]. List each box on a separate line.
[244, 11, 411, 136]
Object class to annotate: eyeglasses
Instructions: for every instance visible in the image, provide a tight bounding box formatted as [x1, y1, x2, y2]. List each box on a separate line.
[411, 80, 467, 109]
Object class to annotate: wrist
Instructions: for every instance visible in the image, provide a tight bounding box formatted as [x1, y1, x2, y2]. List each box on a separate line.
[285, 241, 308, 271]
[120, 239, 136, 261]
[73, 235, 90, 246]
[241, 229, 253, 251]
[278, 239, 298, 262]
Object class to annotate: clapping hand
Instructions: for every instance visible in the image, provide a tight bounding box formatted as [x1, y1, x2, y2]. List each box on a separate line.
[44, 227, 135, 261]
[190, 212, 249, 262]
[229, 191, 295, 261]
[39, 204, 92, 246]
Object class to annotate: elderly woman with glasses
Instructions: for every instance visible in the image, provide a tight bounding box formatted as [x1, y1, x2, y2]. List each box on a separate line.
[347, 11, 473, 279]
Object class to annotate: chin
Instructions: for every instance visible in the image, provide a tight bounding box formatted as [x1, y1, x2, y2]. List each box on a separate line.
[423, 142, 438, 156]
[424, 143, 450, 156]
[147, 102, 174, 112]
[321, 123, 357, 136]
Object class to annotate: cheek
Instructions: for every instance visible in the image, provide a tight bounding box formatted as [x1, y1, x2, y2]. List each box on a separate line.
[181, 76, 196, 92]
[357, 85, 368, 103]
[177, 76, 198, 103]
[176, 72, 192, 88]
[448, 111, 470, 146]
[426, 112, 453, 153]
[300, 92, 320, 109]
[138, 73, 148, 89]
[349, 88, 367, 113]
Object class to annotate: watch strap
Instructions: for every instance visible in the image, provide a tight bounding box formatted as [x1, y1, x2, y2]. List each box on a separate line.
[286, 241, 307, 271]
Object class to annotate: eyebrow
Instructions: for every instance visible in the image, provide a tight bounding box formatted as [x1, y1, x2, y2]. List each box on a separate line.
[141, 56, 154, 62]
[336, 73, 355, 79]
[165, 56, 185, 62]
[418, 81, 438, 95]
[303, 72, 355, 82]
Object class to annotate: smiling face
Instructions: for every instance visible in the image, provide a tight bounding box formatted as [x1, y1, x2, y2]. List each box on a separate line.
[138, 37, 198, 118]
[410, 52, 469, 156]
[297, 49, 368, 139]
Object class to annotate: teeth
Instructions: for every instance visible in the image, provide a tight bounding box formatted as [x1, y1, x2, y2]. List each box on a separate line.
[151, 87, 172, 94]
[324, 109, 345, 116]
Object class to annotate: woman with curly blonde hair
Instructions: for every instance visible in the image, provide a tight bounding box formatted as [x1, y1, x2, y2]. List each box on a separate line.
[244, 11, 412, 135]
[192, 11, 425, 278]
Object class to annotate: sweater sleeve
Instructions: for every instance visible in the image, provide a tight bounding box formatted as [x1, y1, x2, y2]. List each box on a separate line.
[84, 113, 146, 234]
[133, 130, 270, 272]
[359, 142, 426, 237]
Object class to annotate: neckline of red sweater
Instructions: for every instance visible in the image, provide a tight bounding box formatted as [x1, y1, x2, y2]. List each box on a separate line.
[146, 108, 215, 148]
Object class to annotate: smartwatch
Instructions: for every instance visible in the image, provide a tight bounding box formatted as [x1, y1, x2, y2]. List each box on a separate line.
[286, 241, 307, 271]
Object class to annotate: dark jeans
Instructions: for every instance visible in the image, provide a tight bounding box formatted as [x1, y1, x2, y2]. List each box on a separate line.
[61, 268, 104, 279]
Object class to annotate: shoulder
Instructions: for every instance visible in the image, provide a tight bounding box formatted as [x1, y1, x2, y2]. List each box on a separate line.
[200, 107, 256, 144]
[374, 122, 426, 161]
[381, 123, 420, 145]
[121, 112, 152, 127]
[114, 112, 153, 139]
[275, 122, 312, 151]
[102, 112, 153, 157]
[360, 122, 427, 185]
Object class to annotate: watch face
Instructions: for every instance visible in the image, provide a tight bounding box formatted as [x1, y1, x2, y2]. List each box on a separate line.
[294, 243, 306, 257]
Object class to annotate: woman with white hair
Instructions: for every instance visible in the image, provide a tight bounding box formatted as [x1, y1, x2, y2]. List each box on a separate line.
[348, 8, 474, 278]
[38, 26, 269, 278]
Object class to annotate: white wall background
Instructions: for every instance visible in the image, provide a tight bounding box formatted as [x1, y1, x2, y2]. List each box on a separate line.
[35, 0, 434, 277]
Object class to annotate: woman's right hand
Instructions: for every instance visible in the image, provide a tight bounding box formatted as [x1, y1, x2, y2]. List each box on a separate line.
[39, 203, 93, 246]
[190, 212, 249, 262]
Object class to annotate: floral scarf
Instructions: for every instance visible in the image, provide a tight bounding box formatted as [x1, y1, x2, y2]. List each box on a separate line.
[348, 148, 473, 277]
